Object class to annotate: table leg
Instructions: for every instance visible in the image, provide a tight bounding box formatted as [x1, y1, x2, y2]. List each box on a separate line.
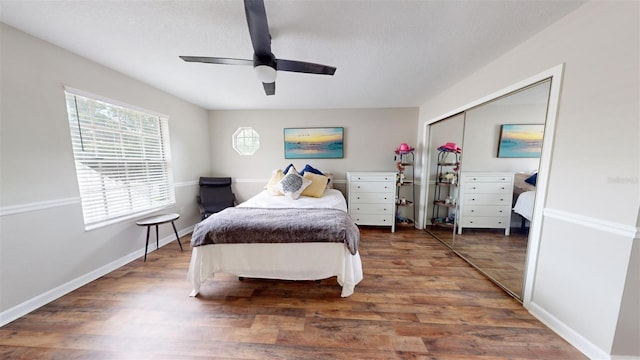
[171, 221, 183, 251]
[144, 226, 150, 262]
[155, 225, 159, 250]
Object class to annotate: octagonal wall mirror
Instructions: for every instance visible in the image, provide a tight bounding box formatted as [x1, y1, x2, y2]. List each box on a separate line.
[233, 127, 260, 155]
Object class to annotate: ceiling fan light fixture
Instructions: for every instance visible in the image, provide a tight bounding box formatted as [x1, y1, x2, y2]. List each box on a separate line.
[254, 64, 277, 83]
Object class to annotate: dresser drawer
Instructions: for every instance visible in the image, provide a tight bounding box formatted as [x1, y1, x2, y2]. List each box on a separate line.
[349, 174, 396, 182]
[350, 192, 394, 204]
[464, 182, 512, 194]
[461, 205, 511, 217]
[350, 181, 394, 193]
[463, 193, 511, 205]
[460, 216, 510, 228]
[463, 175, 512, 183]
[349, 203, 394, 215]
[350, 214, 394, 226]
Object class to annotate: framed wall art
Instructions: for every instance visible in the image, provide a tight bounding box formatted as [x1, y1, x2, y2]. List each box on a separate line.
[497, 124, 544, 158]
[284, 127, 344, 159]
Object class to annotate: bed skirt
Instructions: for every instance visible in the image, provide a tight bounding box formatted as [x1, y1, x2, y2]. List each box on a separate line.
[187, 242, 363, 297]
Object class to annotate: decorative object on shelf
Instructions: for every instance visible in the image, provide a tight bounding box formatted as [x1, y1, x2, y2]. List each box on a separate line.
[395, 142, 415, 154]
[443, 171, 457, 184]
[437, 142, 461, 153]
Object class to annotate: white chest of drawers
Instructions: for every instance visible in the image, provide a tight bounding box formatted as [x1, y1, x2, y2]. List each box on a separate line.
[347, 171, 397, 232]
[457, 172, 514, 236]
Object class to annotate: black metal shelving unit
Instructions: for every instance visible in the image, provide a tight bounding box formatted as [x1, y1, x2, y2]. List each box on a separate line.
[431, 150, 460, 228]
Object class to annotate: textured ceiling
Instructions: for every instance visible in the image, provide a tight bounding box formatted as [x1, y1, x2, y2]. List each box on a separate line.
[0, 0, 585, 110]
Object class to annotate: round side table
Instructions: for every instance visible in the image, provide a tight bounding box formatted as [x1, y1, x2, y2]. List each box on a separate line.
[136, 213, 183, 262]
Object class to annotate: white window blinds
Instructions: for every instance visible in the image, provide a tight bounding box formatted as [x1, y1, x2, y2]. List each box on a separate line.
[64, 90, 175, 228]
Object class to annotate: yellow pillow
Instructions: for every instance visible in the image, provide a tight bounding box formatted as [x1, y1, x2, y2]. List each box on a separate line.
[301, 172, 329, 198]
[265, 169, 285, 195]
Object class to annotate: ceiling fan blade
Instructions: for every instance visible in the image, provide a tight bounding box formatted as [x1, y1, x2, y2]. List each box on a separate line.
[276, 59, 336, 76]
[244, 0, 272, 56]
[262, 82, 275, 96]
[179, 56, 253, 66]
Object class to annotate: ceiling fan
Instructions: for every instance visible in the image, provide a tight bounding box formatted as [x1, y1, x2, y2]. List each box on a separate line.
[179, 0, 336, 96]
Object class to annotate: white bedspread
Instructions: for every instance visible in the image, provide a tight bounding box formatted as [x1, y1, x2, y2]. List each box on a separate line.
[187, 188, 363, 297]
[513, 190, 536, 221]
[239, 189, 348, 212]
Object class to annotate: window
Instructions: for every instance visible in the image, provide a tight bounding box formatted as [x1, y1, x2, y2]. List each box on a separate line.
[232, 127, 260, 155]
[64, 89, 175, 229]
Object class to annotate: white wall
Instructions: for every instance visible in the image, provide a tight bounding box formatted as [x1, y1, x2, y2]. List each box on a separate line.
[208, 108, 419, 203]
[462, 80, 550, 173]
[418, 2, 639, 358]
[0, 24, 211, 322]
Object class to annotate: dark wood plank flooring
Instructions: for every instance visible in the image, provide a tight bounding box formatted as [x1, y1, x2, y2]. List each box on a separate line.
[427, 226, 529, 298]
[0, 227, 585, 359]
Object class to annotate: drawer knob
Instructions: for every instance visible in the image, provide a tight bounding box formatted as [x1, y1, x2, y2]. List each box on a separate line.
[471, 210, 475, 212]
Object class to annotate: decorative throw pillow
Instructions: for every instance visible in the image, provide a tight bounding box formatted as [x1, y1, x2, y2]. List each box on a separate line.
[275, 172, 312, 200]
[299, 164, 324, 176]
[525, 173, 538, 186]
[265, 169, 285, 195]
[283, 163, 297, 175]
[324, 172, 334, 189]
[301, 172, 329, 198]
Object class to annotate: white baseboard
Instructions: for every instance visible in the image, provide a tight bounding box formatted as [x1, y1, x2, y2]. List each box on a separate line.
[528, 301, 610, 360]
[0, 226, 194, 327]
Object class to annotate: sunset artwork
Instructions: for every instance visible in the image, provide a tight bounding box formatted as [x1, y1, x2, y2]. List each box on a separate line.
[284, 127, 344, 159]
[497, 124, 544, 158]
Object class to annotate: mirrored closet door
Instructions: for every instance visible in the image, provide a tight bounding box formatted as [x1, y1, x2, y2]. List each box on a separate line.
[424, 79, 552, 301]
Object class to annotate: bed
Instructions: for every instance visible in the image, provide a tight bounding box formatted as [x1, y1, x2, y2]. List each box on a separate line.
[187, 187, 363, 298]
[512, 172, 537, 231]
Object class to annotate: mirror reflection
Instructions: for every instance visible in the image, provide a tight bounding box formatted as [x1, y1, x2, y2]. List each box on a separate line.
[425, 114, 464, 248]
[424, 79, 551, 301]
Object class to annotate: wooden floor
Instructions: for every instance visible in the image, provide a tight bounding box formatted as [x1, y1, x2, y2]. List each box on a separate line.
[426, 226, 528, 299]
[0, 227, 586, 359]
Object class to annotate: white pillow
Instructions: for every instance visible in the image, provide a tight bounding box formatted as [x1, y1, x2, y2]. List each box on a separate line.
[275, 171, 312, 200]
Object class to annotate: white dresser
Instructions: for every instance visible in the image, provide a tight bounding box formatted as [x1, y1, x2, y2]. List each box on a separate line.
[347, 171, 397, 232]
[457, 172, 514, 236]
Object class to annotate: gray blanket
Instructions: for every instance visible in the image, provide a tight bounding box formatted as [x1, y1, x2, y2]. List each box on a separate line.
[190, 207, 360, 255]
